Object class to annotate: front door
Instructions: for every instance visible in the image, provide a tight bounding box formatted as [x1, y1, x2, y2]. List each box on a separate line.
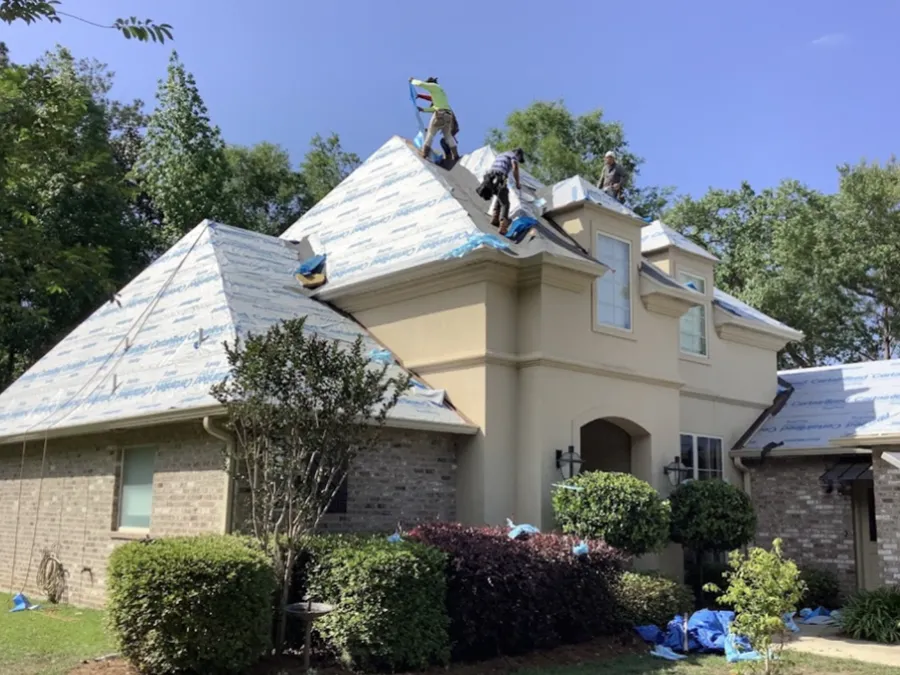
[853, 482, 880, 591]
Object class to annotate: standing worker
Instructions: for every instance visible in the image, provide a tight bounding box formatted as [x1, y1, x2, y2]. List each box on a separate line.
[410, 77, 459, 162]
[597, 150, 626, 201]
[475, 148, 524, 235]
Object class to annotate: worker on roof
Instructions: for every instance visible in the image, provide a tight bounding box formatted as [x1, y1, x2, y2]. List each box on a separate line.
[597, 151, 626, 201]
[475, 148, 524, 236]
[410, 76, 459, 162]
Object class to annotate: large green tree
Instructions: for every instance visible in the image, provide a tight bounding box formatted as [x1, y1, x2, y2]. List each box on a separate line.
[1, 0, 172, 42]
[135, 51, 230, 247]
[487, 100, 673, 219]
[300, 133, 360, 206]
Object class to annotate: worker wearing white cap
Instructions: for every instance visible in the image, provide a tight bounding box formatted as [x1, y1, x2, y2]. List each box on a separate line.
[597, 150, 626, 201]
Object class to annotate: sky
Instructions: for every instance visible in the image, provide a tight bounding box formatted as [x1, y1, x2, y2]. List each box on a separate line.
[4, 0, 896, 200]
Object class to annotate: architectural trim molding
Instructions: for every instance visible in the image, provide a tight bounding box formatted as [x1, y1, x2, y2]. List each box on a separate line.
[832, 433, 900, 448]
[730, 446, 872, 458]
[680, 386, 770, 410]
[639, 275, 699, 318]
[712, 306, 801, 351]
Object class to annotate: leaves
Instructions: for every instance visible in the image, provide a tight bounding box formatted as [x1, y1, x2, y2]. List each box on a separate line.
[300, 133, 360, 206]
[487, 100, 673, 219]
[1, 1, 174, 43]
[669, 479, 756, 553]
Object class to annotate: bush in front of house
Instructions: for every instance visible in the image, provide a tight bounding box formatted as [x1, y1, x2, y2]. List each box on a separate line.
[107, 535, 274, 675]
[616, 571, 695, 627]
[799, 566, 842, 610]
[408, 522, 628, 661]
[838, 586, 900, 643]
[552, 471, 671, 556]
[303, 536, 450, 672]
[685, 557, 732, 609]
[669, 479, 756, 553]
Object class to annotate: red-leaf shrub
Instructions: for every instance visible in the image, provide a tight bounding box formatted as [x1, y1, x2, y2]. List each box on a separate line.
[408, 523, 628, 661]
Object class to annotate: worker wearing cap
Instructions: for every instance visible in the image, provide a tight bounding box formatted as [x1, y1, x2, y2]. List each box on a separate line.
[597, 151, 626, 201]
[475, 148, 524, 235]
[410, 76, 459, 162]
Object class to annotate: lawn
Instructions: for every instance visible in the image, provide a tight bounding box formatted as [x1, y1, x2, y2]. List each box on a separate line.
[0, 592, 115, 675]
[518, 652, 898, 675]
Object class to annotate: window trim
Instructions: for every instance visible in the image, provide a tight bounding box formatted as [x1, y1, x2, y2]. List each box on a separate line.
[677, 268, 709, 358]
[593, 231, 634, 334]
[116, 445, 156, 533]
[679, 432, 726, 482]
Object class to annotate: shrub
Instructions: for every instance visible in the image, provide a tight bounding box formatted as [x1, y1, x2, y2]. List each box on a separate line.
[552, 471, 670, 555]
[685, 557, 731, 609]
[107, 535, 274, 675]
[708, 538, 805, 674]
[799, 566, 842, 610]
[616, 571, 695, 626]
[409, 522, 627, 661]
[669, 479, 756, 553]
[302, 536, 450, 672]
[839, 586, 900, 643]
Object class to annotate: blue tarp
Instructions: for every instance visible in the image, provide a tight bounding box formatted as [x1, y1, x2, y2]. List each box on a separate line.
[505, 216, 538, 243]
[442, 233, 511, 259]
[636, 609, 761, 663]
[296, 254, 326, 277]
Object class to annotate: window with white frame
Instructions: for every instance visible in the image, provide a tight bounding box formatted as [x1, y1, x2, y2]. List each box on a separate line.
[678, 271, 707, 356]
[595, 233, 632, 330]
[679, 434, 724, 481]
[118, 446, 156, 529]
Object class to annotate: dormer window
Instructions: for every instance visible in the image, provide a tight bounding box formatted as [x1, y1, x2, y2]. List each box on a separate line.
[678, 271, 707, 356]
[595, 233, 632, 330]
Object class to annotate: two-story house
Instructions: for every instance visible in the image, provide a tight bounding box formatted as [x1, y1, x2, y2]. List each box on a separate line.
[0, 135, 804, 607]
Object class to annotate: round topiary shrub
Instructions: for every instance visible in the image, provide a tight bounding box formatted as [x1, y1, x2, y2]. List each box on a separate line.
[669, 479, 756, 553]
[615, 571, 695, 626]
[107, 535, 275, 675]
[552, 471, 670, 556]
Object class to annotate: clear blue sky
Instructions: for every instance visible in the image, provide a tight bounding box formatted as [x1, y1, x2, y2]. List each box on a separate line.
[4, 0, 895, 199]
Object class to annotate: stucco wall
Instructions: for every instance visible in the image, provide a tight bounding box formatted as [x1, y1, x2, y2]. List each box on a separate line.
[747, 456, 857, 599]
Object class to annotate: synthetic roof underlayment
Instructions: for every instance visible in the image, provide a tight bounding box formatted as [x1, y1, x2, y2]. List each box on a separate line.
[742, 359, 900, 451]
[641, 221, 720, 263]
[0, 221, 471, 443]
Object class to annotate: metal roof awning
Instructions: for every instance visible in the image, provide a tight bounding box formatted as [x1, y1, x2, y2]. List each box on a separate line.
[820, 459, 873, 483]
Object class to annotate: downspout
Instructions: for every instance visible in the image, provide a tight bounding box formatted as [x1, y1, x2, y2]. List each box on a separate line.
[203, 416, 234, 534]
[732, 456, 751, 497]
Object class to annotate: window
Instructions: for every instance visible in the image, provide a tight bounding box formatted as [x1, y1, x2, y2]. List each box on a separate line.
[678, 271, 707, 356]
[119, 446, 155, 529]
[595, 233, 632, 330]
[679, 434, 723, 481]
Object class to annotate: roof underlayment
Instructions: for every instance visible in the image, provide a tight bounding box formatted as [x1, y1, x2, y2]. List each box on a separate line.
[641, 221, 720, 262]
[0, 221, 472, 442]
[742, 359, 900, 451]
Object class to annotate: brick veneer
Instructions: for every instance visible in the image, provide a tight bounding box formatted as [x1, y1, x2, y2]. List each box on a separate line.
[746, 456, 857, 599]
[0, 423, 458, 608]
[874, 454, 900, 585]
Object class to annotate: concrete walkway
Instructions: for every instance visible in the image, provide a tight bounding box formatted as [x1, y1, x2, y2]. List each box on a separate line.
[784, 624, 900, 667]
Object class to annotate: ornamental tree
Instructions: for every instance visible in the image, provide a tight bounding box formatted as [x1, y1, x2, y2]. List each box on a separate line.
[669, 478, 756, 553]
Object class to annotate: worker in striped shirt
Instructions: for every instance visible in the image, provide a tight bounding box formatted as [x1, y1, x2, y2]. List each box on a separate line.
[475, 148, 524, 235]
[410, 77, 459, 162]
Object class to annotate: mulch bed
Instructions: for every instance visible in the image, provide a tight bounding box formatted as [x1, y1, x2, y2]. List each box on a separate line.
[68, 634, 644, 674]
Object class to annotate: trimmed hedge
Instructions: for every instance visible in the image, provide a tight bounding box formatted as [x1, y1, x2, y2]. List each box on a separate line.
[300, 536, 450, 672]
[107, 535, 274, 675]
[552, 471, 671, 555]
[616, 572, 695, 626]
[409, 522, 627, 661]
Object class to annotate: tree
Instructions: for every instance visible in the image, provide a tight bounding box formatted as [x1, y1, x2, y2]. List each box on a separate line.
[210, 317, 410, 649]
[223, 143, 307, 236]
[664, 181, 862, 368]
[300, 133, 361, 206]
[487, 101, 673, 219]
[669, 479, 756, 554]
[135, 51, 230, 247]
[1, 0, 172, 43]
[0, 47, 147, 389]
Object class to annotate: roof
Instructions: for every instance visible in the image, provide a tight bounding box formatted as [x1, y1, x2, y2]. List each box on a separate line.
[0, 221, 474, 443]
[741, 359, 900, 451]
[641, 220, 720, 262]
[713, 288, 803, 338]
[538, 175, 641, 220]
[278, 137, 605, 295]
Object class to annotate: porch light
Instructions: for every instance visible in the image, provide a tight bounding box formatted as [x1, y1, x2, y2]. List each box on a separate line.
[555, 446, 583, 480]
[664, 456, 692, 486]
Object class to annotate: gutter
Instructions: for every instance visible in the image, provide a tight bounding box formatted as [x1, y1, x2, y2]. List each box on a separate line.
[203, 416, 235, 534]
[731, 377, 795, 451]
[732, 456, 751, 496]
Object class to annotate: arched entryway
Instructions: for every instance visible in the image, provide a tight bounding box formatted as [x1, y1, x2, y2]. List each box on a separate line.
[579, 416, 651, 477]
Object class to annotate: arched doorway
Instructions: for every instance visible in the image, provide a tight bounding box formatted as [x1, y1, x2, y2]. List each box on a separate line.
[580, 418, 634, 474]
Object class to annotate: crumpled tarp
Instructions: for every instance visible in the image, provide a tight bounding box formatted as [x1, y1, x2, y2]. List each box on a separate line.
[799, 606, 841, 625]
[636, 609, 761, 663]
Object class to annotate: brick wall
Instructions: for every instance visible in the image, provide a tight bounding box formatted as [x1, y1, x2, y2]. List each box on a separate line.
[874, 454, 900, 585]
[0, 422, 227, 608]
[747, 456, 857, 599]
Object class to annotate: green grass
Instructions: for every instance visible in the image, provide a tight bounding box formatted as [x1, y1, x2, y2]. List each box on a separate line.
[0, 592, 115, 675]
[517, 652, 899, 674]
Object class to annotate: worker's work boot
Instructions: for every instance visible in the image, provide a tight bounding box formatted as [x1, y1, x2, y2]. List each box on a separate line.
[499, 218, 510, 235]
[421, 145, 431, 159]
[490, 213, 500, 228]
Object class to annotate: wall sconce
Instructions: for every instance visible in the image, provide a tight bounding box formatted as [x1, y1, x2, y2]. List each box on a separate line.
[555, 446, 583, 480]
[663, 456, 692, 487]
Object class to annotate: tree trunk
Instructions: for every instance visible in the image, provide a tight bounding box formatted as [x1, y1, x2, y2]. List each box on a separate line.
[275, 545, 295, 652]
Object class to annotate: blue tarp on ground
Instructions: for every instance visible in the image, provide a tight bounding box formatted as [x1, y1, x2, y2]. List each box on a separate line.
[636, 609, 760, 662]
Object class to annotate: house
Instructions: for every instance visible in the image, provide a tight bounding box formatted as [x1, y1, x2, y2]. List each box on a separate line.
[0, 136, 803, 607]
[734, 359, 900, 598]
